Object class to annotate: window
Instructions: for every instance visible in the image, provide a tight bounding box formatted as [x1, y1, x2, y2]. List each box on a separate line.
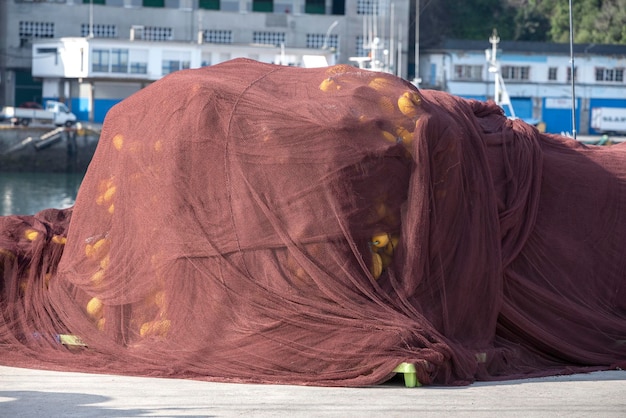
[203, 30, 232, 44]
[501, 65, 530, 81]
[92, 48, 138, 74]
[199, 0, 220, 9]
[307, 33, 338, 50]
[144, 27, 173, 41]
[355, 35, 367, 57]
[162, 51, 191, 75]
[92, 49, 110, 72]
[36, 47, 58, 54]
[548, 67, 557, 81]
[111, 49, 129, 73]
[567, 66, 577, 82]
[81, 24, 117, 38]
[253, 0, 273, 12]
[332, 0, 345, 15]
[253, 31, 285, 47]
[130, 49, 148, 74]
[83, 0, 105, 4]
[37, 47, 58, 65]
[454, 65, 483, 81]
[143, 0, 165, 7]
[130, 62, 148, 74]
[305, 0, 325, 14]
[357, 0, 378, 15]
[595, 67, 624, 83]
[19, 21, 54, 39]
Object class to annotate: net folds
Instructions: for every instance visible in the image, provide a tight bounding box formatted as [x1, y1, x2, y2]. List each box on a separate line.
[1, 59, 625, 386]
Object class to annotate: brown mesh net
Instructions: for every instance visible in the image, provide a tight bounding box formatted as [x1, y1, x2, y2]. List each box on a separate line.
[1, 59, 625, 386]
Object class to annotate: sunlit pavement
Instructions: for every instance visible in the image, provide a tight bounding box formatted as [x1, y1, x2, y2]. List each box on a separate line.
[1, 365, 625, 417]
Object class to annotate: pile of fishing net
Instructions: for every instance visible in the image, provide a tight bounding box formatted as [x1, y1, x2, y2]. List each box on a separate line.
[1, 59, 625, 386]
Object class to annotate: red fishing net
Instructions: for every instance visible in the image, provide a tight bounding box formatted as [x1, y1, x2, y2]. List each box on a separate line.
[1, 59, 625, 386]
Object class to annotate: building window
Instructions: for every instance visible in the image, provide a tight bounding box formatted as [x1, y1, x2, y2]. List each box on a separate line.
[305, 0, 325, 14]
[306, 33, 338, 49]
[355, 35, 367, 57]
[253, 31, 285, 46]
[143, 0, 165, 7]
[92, 49, 110, 72]
[253, 0, 273, 12]
[332, 0, 345, 15]
[83, 0, 105, 4]
[36, 47, 58, 65]
[501, 65, 530, 81]
[111, 49, 129, 73]
[548, 67, 557, 81]
[36, 47, 57, 54]
[130, 62, 148, 74]
[81, 24, 117, 38]
[595, 67, 624, 83]
[162, 51, 191, 75]
[199, 0, 220, 9]
[567, 66, 577, 82]
[454, 65, 483, 81]
[162, 60, 190, 75]
[203, 30, 232, 44]
[144, 27, 173, 41]
[357, 0, 378, 15]
[19, 21, 55, 39]
[129, 49, 148, 74]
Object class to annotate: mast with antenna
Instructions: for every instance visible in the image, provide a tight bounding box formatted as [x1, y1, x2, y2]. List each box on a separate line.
[487, 29, 516, 118]
[568, 0, 577, 139]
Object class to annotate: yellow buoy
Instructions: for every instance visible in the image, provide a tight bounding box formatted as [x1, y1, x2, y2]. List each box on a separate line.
[319, 78, 340, 92]
[52, 235, 67, 245]
[24, 229, 39, 241]
[140, 319, 171, 337]
[397, 91, 421, 118]
[384, 236, 400, 255]
[90, 269, 105, 286]
[371, 232, 390, 248]
[113, 134, 124, 150]
[370, 252, 383, 279]
[86, 297, 104, 319]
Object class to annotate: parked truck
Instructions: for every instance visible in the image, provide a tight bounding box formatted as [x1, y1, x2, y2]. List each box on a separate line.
[0, 101, 77, 127]
[591, 107, 626, 134]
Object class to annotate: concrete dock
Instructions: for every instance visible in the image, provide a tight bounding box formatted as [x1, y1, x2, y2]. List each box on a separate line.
[1, 365, 625, 417]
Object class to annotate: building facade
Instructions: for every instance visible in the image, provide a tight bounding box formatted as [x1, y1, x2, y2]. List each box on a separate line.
[420, 38, 626, 135]
[0, 0, 413, 122]
[2, 1, 625, 134]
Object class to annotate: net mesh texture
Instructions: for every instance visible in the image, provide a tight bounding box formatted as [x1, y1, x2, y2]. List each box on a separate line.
[1, 59, 625, 386]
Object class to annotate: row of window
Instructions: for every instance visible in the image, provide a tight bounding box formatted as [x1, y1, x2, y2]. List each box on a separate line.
[79, 0, 348, 14]
[454, 64, 625, 83]
[25, 20, 341, 50]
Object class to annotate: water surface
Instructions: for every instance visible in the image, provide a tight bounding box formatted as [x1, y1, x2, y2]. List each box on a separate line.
[0, 172, 83, 216]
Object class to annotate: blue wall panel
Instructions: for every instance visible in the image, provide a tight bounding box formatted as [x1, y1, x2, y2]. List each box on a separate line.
[70, 97, 90, 122]
[94, 99, 123, 124]
[542, 98, 580, 134]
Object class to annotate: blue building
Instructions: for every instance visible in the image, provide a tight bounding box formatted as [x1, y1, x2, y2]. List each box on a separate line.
[419, 38, 626, 135]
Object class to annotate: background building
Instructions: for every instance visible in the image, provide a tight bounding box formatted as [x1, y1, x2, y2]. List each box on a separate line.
[420, 38, 626, 135]
[0, 0, 413, 122]
[1, 1, 625, 135]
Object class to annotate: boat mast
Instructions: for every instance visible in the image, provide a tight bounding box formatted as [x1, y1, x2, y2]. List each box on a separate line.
[487, 29, 516, 118]
[568, 0, 577, 139]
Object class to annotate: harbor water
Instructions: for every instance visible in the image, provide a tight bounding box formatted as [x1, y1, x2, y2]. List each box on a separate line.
[0, 171, 83, 216]
[0, 123, 100, 216]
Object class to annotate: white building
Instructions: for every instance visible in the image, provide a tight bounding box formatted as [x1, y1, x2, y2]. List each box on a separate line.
[0, 0, 415, 121]
[31, 36, 338, 122]
[419, 38, 626, 135]
[2, 1, 625, 134]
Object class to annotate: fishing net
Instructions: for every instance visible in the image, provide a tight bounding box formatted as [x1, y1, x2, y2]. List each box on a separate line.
[1, 59, 625, 386]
